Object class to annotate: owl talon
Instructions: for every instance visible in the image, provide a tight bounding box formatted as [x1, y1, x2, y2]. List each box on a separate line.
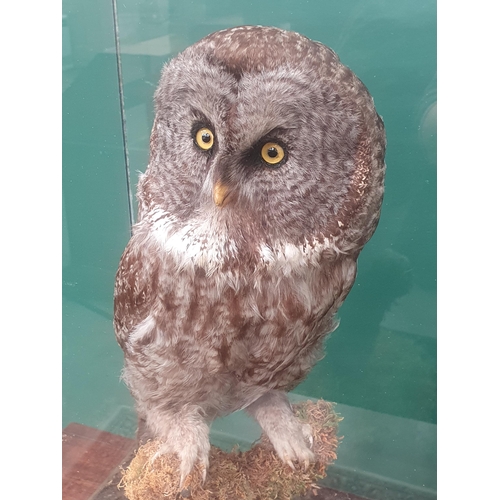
[179, 473, 188, 490]
[200, 456, 208, 483]
[302, 423, 314, 448]
[150, 449, 164, 464]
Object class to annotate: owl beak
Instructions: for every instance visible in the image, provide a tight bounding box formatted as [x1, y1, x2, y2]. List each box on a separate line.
[213, 180, 230, 207]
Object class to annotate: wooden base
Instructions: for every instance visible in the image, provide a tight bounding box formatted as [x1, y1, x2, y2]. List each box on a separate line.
[62, 423, 135, 500]
[62, 423, 368, 500]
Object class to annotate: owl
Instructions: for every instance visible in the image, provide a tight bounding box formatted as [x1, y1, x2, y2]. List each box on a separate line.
[114, 26, 385, 485]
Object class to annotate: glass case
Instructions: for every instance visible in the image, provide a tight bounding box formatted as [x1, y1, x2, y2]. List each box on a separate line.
[62, 1, 436, 498]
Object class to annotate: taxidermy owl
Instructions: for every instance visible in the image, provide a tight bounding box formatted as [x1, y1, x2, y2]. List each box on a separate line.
[114, 25, 385, 485]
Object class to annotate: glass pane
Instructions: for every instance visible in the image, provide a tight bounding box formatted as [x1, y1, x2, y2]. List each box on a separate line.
[62, 0, 135, 434]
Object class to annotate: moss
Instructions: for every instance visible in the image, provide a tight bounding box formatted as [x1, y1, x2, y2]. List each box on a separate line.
[120, 400, 341, 500]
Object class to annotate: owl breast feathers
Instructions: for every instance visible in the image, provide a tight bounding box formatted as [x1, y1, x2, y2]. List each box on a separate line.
[114, 25, 385, 485]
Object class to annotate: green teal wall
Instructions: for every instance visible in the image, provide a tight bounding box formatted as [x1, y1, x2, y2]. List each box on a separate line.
[63, 0, 436, 496]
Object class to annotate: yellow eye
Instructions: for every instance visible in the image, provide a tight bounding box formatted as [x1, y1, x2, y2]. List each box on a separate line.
[261, 142, 285, 165]
[195, 128, 214, 150]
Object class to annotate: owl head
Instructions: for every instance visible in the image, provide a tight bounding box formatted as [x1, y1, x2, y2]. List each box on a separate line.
[137, 26, 385, 272]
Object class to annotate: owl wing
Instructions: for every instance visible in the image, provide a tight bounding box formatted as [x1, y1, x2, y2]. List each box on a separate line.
[113, 236, 159, 351]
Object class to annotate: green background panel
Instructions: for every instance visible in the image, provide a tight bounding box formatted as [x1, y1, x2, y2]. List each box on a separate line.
[62, 0, 436, 496]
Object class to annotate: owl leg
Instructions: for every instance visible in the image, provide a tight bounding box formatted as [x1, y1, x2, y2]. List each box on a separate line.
[145, 404, 211, 487]
[245, 390, 315, 470]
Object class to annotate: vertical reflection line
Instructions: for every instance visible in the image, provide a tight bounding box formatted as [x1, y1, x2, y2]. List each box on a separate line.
[111, 0, 135, 231]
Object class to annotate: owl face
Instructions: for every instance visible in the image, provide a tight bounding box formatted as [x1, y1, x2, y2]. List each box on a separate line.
[138, 26, 385, 274]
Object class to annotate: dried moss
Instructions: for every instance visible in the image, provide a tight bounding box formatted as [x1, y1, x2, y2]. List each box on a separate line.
[120, 400, 342, 500]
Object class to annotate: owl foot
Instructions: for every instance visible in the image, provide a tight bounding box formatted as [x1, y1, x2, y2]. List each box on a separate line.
[152, 440, 209, 487]
[146, 407, 210, 487]
[246, 391, 315, 470]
